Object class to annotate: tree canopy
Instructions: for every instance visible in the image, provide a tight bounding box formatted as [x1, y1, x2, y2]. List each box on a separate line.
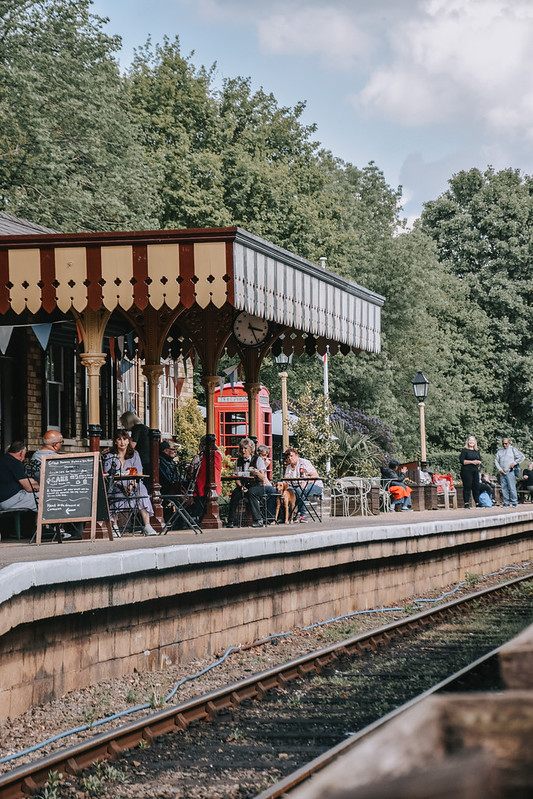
[1, 2, 531, 466]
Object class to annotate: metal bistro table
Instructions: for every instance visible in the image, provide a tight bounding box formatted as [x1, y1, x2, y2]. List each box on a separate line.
[284, 476, 323, 522]
[105, 472, 149, 535]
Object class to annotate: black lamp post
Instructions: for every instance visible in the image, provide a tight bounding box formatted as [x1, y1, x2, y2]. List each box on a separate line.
[274, 351, 293, 452]
[412, 371, 429, 468]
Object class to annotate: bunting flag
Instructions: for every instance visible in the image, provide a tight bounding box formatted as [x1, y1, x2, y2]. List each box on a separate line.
[119, 360, 134, 378]
[0, 326, 13, 355]
[31, 323, 53, 351]
[223, 364, 238, 393]
[116, 336, 124, 359]
[75, 319, 84, 345]
[129, 401, 136, 413]
[219, 376, 225, 390]
[182, 356, 188, 377]
[164, 363, 170, 383]
[176, 377, 185, 396]
[108, 337, 116, 364]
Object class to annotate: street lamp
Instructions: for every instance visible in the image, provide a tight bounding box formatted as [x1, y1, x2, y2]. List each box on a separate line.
[274, 350, 293, 453]
[412, 370, 429, 469]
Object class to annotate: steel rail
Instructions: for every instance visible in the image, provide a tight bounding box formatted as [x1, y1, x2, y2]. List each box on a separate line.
[0, 572, 530, 799]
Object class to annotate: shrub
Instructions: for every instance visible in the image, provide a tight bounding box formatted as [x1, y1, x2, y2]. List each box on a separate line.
[428, 451, 461, 478]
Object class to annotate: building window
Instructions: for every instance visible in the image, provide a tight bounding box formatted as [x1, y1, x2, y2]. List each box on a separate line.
[45, 346, 64, 431]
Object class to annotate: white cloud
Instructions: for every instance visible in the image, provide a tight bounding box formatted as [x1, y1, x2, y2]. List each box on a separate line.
[256, 7, 372, 70]
[354, 0, 533, 140]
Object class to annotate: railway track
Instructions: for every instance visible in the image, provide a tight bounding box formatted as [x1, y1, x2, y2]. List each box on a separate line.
[1, 573, 532, 799]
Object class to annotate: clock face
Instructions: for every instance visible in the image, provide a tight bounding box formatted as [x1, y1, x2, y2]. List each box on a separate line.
[232, 312, 269, 347]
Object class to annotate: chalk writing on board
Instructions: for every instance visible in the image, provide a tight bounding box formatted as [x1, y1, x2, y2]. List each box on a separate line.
[41, 456, 95, 521]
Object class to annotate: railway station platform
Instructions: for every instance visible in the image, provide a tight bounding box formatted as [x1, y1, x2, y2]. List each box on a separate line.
[1, 506, 533, 720]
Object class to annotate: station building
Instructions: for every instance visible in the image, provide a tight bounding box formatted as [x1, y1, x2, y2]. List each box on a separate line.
[0, 212, 384, 527]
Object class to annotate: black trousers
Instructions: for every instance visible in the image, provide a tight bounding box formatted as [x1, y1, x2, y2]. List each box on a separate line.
[461, 467, 480, 505]
[228, 485, 263, 523]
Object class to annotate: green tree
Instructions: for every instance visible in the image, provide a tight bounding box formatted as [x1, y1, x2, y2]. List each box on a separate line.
[0, 0, 158, 230]
[421, 167, 533, 451]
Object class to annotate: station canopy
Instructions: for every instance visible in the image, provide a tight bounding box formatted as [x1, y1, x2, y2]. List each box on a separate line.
[0, 223, 384, 356]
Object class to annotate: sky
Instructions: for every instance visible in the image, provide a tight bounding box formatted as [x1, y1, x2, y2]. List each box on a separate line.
[91, 0, 533, 223]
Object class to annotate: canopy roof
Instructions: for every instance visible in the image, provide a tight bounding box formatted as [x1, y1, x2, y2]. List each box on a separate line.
[0, 225, 384, 353]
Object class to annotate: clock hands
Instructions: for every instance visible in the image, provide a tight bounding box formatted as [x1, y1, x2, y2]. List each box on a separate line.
[248, 323, 261, 343]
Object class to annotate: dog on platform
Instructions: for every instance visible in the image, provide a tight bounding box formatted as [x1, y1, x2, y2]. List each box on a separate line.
[274, 481, 297, 523]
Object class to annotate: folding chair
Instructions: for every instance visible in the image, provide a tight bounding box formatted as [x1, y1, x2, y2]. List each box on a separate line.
[160, 458, 203, 535]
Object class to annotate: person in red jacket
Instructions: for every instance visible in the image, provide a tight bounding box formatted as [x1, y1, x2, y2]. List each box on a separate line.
[192, 436, 222, 520]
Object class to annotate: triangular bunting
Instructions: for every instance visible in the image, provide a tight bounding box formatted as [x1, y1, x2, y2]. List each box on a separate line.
[176, 376, 185, 397]
[108, 337, 116, 364]
[31, 323, 52, 351]
[119, 360, 134, 378]
[0, 326, 13, 354]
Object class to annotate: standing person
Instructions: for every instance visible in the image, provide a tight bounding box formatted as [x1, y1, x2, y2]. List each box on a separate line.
[190, 436, 223, 523]
[119, 411, 151, 479]
[103, 429, 157, 537]
[459, 435, 482, 509]
[494, 437, 525, 508]
[283, 446, 323, 523]
[0, 441, 39, 513]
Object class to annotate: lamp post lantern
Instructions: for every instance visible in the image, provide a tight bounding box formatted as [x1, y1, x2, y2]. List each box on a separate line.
[274, 350, 293, 453]
[412, 370, 429, 469]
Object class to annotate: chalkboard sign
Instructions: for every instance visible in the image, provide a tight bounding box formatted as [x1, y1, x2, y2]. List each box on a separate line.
[35, 452, 112, 544]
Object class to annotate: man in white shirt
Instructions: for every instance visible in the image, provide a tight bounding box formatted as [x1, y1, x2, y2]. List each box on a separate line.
[283, 447, 322, 522]
[494, 437, 525, 508]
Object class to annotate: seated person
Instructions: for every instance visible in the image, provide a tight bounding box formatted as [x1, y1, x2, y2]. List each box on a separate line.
[518, 463, 533, 503]
[256, 444, 278, 524]
[159, 440, 181, 495]
[0, 441, 39, 513]
[103, 429, 156, 537]
[283, 446, 323, 523]
[380, 459, 412, 511]
[29, 430, 83, 539]
[478, 472, 494, 507]
[226, 438, 266, 529]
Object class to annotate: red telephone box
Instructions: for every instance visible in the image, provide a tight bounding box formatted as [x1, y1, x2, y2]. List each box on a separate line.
[214, 382, 272, 461]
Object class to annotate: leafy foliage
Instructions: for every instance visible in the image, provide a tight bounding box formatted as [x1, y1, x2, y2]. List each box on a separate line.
[329, 422, 384, 478]
[0, 0, 159, 230]
[174, 397, 205, 463]
[421, 167, 533, 454]
[289, 385, 338, 473]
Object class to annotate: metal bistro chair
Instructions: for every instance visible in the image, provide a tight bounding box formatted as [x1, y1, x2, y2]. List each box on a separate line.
[333, 477, 371, 517]
[160, 459, 203, 535]
[370, 477, 393, 513]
